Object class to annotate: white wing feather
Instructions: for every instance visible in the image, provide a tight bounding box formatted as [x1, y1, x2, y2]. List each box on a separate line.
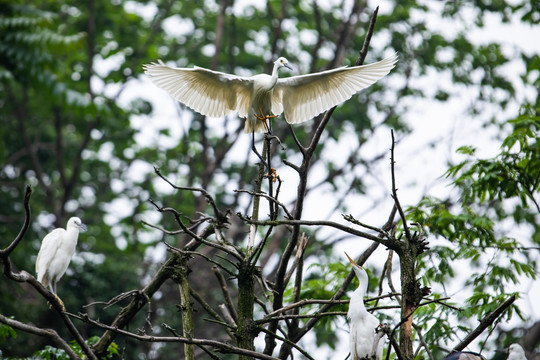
[36, 229, 64, 285]
[143, 61, 253, 119]
[274, 53, 398, 124]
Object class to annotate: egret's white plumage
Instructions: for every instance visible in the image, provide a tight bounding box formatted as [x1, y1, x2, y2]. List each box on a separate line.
[506, 344, 527, 360]
[345, 252, 383, 360]
[36, 217, 87, 295]
[143, 54, 398, 133]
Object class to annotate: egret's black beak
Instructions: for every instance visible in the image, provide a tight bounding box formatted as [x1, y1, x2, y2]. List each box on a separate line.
[284, 63, 293, 71]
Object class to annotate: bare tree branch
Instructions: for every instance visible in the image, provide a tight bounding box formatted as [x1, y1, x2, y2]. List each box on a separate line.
[451, 295, 517, 353]
[70, 312, 279, 360]
[0, 314, 81, 360]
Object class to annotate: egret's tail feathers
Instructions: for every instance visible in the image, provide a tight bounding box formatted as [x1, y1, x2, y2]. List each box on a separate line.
[39, 273, 49, 288]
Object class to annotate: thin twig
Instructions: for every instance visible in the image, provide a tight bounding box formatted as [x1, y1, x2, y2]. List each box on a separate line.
[390, 130, 411, 241]
[212, 265, 238, 322]
[0, 185, 32, 257]
[237, 216, 393, 248]
[153, 166, 224, 222]
[234, 189, 293, 219]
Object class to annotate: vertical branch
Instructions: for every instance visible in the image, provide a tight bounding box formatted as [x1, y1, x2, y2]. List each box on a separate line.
[390, 130, 411, 240]
[213, 265, 238, 322]
[211, 0, 231, 70]
[277, 233, 308, 358]
[247, 138, 267, 253]
[1, 185, 32, 257]
[175, 257, 194, 360]
[265, 8, 381, 357]
[267, 0, 288, 69]
[236, 260, 256, 359]
[390, 131, 428, 360]
[327, 0, 364, 69]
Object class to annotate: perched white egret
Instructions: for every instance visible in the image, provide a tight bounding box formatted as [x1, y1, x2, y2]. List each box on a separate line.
[345, 252, 383, 360]
[36, 217, 87, 310]
[143, 54, 398, 133]
[500, 344, 527, 360]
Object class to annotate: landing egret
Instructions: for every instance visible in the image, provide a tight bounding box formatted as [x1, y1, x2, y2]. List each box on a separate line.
[345, 252, 383, 360]
[36, 217, 87, 310]
[143, 54, 398, 133]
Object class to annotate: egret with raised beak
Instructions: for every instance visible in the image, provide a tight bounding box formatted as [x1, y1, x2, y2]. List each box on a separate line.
[345, 252, 384, 360]
[36, 217, 87, 310]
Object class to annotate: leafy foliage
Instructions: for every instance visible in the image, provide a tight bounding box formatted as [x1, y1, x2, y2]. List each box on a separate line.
[409, 108, 539, 351]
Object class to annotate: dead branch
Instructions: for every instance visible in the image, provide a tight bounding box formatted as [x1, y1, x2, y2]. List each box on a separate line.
[0, 314, 81, 360]
[70, 312, 279, 360]
[237, 215, 394, 248]
[213, 265, 238, 322]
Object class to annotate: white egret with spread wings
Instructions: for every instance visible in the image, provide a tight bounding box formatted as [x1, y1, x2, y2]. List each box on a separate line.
[143, 54, 397, 133]
[143, 54, 397, 172]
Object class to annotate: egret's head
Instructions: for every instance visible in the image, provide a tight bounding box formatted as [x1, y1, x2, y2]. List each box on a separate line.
[275, 57, 292, 71]
[345, 252, 367, 278]
[68, 217, 87, 232]
[507, 344, 525, 357]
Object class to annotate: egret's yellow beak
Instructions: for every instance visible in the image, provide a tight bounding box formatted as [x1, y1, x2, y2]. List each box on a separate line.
[344, 252, 361, 268]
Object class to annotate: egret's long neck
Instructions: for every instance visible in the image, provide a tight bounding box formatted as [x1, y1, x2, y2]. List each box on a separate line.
[355, 268, 369, 300]
[65, 227, 80, 247]
[269, 63, 280, 88]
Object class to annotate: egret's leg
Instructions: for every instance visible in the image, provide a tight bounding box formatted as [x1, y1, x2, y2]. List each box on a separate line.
[254, 107, 278, 134]
[49, 282, 66, 311]
[53, 294, 66, 312]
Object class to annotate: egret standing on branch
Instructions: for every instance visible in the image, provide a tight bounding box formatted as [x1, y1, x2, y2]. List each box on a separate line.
[143, 54, 397, 171]
[36, 217, 87, 310]
[345, 252, 384, 360]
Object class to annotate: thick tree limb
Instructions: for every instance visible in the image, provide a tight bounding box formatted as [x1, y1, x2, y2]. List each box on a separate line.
[451, 295, 517, 353]
[0, 314, 80, 360]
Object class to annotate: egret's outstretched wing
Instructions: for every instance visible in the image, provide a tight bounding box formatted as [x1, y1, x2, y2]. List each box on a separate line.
[274, 53, 398, 124]
[143, 61, 253, 119]
[36, 229, 64, 286]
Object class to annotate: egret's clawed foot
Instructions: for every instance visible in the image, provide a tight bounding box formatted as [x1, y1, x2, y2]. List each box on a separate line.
[255, 107, 278, 133]
[266, 168, 277, 182]
[50, 293, 66, 312]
